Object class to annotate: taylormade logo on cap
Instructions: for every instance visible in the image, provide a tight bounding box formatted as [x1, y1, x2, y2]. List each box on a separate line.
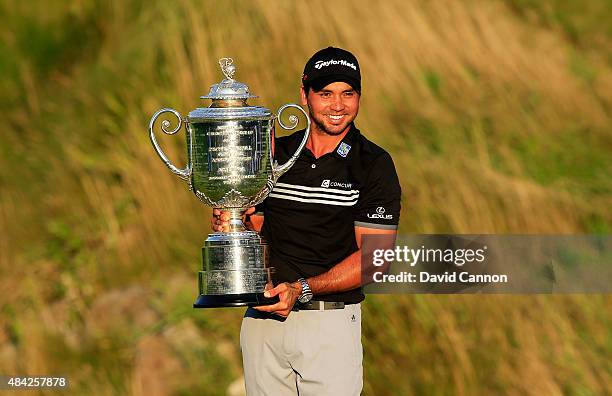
[314, 59, 357, 71]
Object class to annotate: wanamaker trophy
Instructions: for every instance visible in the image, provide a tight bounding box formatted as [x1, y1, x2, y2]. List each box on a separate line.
[149, 58, 311, 308]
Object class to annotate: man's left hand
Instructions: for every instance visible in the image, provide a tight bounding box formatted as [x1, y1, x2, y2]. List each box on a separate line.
[254, 282, 302, 317]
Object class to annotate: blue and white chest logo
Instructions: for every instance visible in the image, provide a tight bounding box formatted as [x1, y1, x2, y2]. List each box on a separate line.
[337, 142, 351, 157]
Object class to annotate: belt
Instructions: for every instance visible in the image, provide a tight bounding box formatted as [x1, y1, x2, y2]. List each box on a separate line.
[293, 301, 345, 311]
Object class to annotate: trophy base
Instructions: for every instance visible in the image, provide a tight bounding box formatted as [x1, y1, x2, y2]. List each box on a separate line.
[193, 292, 279, 308]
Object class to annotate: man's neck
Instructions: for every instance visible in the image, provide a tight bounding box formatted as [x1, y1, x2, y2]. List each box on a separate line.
[306, 125, 351, 159]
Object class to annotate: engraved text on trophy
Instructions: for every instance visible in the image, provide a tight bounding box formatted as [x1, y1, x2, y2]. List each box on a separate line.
[190, 119, 272, 202]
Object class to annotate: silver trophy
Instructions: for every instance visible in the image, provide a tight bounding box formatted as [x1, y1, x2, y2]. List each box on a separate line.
[149, 58, 310, 308]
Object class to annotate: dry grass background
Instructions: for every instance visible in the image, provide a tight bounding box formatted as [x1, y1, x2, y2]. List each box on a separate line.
[0, 0, 611, 395]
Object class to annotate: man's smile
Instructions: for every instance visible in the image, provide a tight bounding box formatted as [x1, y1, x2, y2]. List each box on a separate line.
[327, 114, 346, 122]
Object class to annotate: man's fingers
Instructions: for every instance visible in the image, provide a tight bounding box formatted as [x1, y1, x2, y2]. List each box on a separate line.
[253, 302, 281, 312]
[253, 301, 289, 315]
[254, 283, 294, 317]
[213, 209, 232, 219]
[245, 207, 256, 215]
[211, 209, 232, 232]
[211, 213, 220, 232]
[211, 217, 229, 232]
[263, 283, 286, 298]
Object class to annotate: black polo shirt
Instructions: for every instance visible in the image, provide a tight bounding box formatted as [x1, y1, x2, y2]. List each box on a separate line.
[256, 123, 401, 303]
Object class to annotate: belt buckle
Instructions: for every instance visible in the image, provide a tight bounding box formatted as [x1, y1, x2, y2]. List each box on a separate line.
[327, 301, 345, 310]
[305, 301, 322, 310]
[293, 301, 345, 311]
[293, 301, 320, 311]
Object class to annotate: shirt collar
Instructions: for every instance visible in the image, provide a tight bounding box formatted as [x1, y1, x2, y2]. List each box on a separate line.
[295, 123, 360, 161]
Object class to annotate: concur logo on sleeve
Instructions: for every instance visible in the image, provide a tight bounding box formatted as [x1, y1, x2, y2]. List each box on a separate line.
[367, 206, 393, 220]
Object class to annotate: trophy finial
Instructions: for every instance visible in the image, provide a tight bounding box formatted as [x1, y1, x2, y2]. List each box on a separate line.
[201, 58, 256, 101]
[219, 58, 236, 80]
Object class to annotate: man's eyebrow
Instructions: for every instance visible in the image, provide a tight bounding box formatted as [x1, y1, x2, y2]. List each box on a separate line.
[315, 89, 354, 94]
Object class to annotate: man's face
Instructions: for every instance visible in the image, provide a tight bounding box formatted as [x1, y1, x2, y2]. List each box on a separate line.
[300, 81, 360, 136]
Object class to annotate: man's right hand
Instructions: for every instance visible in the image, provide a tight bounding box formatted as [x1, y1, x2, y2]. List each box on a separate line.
[211, 207, 257, 232]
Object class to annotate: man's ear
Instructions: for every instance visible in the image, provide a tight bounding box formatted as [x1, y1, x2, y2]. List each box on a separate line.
[300, 85, 308, 106]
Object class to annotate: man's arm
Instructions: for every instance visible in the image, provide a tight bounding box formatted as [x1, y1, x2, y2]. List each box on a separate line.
[255, 226, 396, 317]
[306, 226, 396, 295]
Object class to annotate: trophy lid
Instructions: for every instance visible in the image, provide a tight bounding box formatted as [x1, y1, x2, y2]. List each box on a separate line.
[188, 105, 271, 120]
[201, 58, 258, 101]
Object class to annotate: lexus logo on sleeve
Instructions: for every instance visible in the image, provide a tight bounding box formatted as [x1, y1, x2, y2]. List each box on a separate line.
[367, 206, 393, 219]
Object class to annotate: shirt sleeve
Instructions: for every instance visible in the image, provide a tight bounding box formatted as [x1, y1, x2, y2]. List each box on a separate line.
[353, 152, 401, 229]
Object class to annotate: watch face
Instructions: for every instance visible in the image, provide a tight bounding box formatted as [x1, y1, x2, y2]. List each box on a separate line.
[298, 293, 313, 304]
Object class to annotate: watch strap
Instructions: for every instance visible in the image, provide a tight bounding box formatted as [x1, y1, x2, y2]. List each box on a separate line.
[297, 278, 313, 303]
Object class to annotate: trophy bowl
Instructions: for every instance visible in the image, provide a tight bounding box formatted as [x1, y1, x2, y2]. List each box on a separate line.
[149, 58, 310, 308]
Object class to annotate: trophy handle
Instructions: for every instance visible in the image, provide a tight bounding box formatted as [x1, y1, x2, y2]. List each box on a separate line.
[149, 108, 192, 181]
[271, 104, 311, 182]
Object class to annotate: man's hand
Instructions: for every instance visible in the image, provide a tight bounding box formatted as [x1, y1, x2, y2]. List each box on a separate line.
[211, 207, 256, 232]
[254, 281, 302, 317]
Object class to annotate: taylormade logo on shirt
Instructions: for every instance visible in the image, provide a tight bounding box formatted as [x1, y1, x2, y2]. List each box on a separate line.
[314, 59, 357, 70]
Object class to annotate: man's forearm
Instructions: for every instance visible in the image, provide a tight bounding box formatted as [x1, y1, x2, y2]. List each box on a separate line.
[304, 228, 397, 296]
[305, 250, 362, 295]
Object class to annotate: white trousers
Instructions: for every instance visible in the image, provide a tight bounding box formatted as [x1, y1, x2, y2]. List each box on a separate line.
[240, 304, 363, 396]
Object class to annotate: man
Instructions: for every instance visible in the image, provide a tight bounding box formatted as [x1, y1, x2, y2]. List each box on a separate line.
[212, 47, 401, 395]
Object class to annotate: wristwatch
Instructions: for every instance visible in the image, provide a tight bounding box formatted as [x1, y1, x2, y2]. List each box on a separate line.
[297, 278, 313, 304]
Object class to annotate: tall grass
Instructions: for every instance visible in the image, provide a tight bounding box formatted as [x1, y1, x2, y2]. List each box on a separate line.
[0, 0, 610, 394]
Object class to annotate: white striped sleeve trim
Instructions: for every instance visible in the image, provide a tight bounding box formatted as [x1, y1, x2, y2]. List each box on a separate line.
[268, 182, 360, 206]
[275, 182, 359, 196]
[272, 187, 359, 201]
[269, 192, 358, 206]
